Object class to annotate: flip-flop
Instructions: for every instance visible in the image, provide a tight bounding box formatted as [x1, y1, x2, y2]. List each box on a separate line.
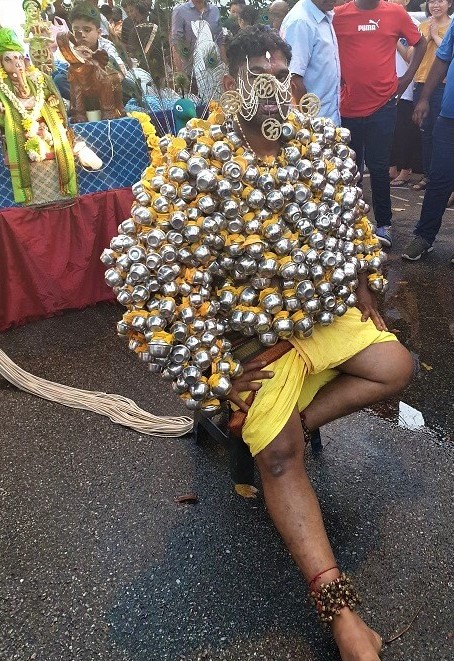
[390, 179, 410, 187]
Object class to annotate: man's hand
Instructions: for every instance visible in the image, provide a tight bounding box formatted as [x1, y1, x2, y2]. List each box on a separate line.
[227, 360, 274, 413]
[413, 98, 430, 126]
[355, 282, 388, 332]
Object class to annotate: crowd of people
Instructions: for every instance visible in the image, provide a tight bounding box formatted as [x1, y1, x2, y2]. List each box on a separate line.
[279, 0, 454, 262]
[9, 3, 452, 659]
[36, 1, 454, 262]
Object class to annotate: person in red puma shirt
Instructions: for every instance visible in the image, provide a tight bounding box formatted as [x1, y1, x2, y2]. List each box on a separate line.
[333, 0, 426, 249]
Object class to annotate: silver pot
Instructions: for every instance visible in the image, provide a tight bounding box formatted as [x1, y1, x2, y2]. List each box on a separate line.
[273, 317, 294, 338]
[262, 292, 283, 314]
[266, 190, 285, 212]
[170, 321, 188, 342]
[210, 375, 232, 397]
[294, 315, 313, 337]
[145, 251, 162, 270]
[148, 339, 172, 358]
[128, 263, 150, 282]
[105, 268, 124, 287]
[317, 311, 334, 326]
[212, 140, 231, 161]
[247, 189, 266, 210]
[243, 165, 260, 185]
[196, 168, 217, 192]
[296, 280, 315, 300]
[187, 156, 208, 177]
[217, 179, 233, 199]
[198, 195, 217, 214]
[256, 311, 272, 332]
[145, 229, 166, 249]
[259, 331, 278, 346]
[180, 184, 197, 202]
[222, 161, 242, 181]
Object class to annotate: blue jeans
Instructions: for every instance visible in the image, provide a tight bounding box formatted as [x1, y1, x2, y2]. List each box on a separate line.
[414, 115, 454, 245]
[342, 97, 398, 228]
[413, 82, 445, 180]
[53, 71, 70, 100]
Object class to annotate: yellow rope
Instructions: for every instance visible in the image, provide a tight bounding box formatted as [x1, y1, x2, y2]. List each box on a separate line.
[0, 350, 193, 438]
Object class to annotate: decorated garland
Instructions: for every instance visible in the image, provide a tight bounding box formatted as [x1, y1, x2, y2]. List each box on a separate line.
[0, 64, 57, 161]
[128, 111, 160, 153]
[102, 104, 388, 415]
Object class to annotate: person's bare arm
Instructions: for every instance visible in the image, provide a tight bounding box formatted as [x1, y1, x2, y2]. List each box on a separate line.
[396, 40, 413, 64]
[397, 36, 426, 96]
[413, 56, 450, 125]
[220, 43, 227, 66]
[172, 45, 184, 72]
[291, 73, 306, 105]
[171, 7, 184, 72]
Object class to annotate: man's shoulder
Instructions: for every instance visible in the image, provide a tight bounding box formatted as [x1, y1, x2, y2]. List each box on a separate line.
[377, 2, 408, 17]
[208, 3, 221, 19]
[333, 1, 356, 18]
[172, 2, 189, 15]
[282, 0, 317, 28]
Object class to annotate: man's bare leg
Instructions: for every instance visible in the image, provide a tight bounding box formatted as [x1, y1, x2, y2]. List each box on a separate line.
[302, 342, 414, 432]
[256, 408, 382, 660]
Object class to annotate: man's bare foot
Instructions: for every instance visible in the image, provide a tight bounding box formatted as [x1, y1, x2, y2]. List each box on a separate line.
[331, 608, 382, 661]
[389, 166, 398, 180]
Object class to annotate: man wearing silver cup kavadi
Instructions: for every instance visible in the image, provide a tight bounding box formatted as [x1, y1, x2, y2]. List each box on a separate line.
[104, 25, 415, 659]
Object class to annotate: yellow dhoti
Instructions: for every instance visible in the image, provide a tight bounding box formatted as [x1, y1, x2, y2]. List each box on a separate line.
[236, 308, 397, 456]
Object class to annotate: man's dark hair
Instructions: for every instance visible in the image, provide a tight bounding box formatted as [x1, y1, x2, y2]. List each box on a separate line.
[69, 1, 101, 27]
[239, 5, 259, 26]
[121, 0, 148, 14]
[230, 0, 246, 6]
[111, 6, 123, 22]
[99, 4, 112, 21]
[226, 24, 292, 75]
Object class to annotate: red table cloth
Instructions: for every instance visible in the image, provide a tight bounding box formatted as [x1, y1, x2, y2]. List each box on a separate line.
[0, 188, 133, 332]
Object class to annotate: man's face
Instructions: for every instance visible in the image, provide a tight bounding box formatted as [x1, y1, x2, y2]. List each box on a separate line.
[313, 0, 337, 12]
[1, 51, 26, 76]
[268, 3, 289, 30]
[229, 3, 242, 18]
[72, 19, 101, 51]
[124, 5, 142, 23]
[229, 50, 291, 128]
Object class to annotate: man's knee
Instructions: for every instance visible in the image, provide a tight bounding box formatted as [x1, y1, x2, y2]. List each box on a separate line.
[257, 435, 303, 478]
[385, 345, 415, 394]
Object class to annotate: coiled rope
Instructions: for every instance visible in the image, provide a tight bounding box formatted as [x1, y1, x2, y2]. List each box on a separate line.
[0, 350, 193, 438]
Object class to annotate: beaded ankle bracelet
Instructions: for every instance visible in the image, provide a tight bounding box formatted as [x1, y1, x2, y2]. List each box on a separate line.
[310, 572, 361, 624]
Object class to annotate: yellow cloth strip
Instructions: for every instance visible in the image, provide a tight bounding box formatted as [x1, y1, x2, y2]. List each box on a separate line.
[238, 308, 397, 456]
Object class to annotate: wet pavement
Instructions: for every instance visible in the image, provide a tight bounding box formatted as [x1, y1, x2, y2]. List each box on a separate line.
[0, 181, 453, 661]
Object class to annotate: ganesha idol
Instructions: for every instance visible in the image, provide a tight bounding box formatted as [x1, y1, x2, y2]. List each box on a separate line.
[0, 27, 77, 205]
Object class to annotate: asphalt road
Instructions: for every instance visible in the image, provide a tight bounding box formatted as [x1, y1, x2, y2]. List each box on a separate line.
[0, 181, 453, 660]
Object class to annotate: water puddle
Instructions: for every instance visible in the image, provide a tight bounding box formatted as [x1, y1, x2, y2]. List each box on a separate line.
[369, 400, 452, 446]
